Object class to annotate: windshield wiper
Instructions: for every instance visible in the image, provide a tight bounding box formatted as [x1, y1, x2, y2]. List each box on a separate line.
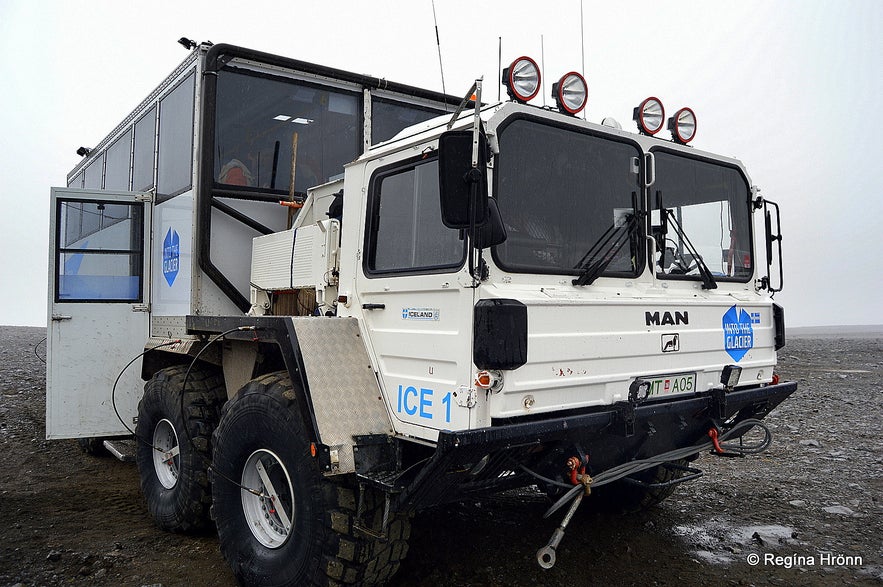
[660, 207, 718, 290]
[573, 200, 640, 286]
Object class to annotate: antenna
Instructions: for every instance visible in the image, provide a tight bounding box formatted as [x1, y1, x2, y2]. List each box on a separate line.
[540, 35, 546, 107]
[580, 0, 587, 119]
[497, 37, 502, 102]
[431, 0, 448, 109]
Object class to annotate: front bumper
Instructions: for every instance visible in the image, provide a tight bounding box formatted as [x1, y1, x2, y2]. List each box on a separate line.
[364, 380, 797, 511]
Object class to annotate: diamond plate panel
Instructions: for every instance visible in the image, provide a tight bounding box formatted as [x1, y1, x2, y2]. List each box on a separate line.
[291, 317, 391, 473]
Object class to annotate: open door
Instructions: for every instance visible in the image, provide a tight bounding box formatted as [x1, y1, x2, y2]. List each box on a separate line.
[47, 188, 151, 439]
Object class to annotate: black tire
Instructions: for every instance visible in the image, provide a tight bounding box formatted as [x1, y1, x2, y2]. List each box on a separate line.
[212, 372, 410, 586]
[76, 437, 107, 456]
[589, 459, 688, 514]
[135, 364, 225, 532]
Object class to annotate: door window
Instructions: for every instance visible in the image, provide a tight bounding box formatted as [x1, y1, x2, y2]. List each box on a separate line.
[365, 158, 465, 274]
[56, 200, 144, 302]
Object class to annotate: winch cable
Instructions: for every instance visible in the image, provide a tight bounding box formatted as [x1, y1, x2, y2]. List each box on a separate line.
[535, 418, 771, 569]
[544, 418, 772, 519]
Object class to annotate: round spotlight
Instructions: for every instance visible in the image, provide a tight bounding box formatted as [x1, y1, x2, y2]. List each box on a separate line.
[633, 97, 665, 135]
[669, 107, 697, 144]
[502, 56, 541, 103]
[552, 72, 588, 115]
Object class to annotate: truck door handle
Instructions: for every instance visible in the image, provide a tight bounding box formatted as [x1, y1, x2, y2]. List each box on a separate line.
[51, 314, 72, 321]
[361, 303, 385, 310]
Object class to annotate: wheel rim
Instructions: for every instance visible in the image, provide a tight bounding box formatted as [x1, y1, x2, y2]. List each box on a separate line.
[241, 449, 294, 549]
[152, 418, 180, 490]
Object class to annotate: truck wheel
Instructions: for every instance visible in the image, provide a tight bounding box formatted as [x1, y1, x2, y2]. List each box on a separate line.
[212, 372, 410, 586]
[135, 364, 225, 532]
[591, 459, 688, 514]
[76, 437, 107, 456]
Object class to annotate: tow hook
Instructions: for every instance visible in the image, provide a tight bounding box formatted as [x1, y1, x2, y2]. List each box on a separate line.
[537, 456, 592, 569]
[537, 491, 583, 569]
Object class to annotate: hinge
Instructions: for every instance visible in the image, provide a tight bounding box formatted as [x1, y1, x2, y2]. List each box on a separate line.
[132, 304, 150, 312]
[454, 385, 477, 408]
[135, 189, 155, 202]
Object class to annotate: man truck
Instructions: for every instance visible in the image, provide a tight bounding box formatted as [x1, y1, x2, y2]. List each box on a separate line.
[48, 42, 794, 585]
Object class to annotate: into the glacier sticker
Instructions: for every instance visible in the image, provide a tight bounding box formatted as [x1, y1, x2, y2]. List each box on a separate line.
[162, 228, 180, 287]
[722, 305, 754, 362]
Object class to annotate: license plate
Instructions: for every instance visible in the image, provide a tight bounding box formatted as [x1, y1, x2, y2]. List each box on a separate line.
[645, 372, 697, 396]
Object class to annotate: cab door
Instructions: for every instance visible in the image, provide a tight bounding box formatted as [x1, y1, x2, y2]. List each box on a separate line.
[47, 188, 151, 439]
[354, 155, 479, 440]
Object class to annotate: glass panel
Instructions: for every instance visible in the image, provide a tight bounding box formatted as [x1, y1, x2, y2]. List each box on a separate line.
[57, 201, 143, 302]
[59, 201, 142, 250]
[652, 152, 752, 280]
[215, 70, 360, 194]
[83, 154, 104, 190]
[68, 171, 84, 189]
[371, 98, 445, 144]
[157, 73, 195, 199]
[369, 159, 464, 272]
[58, 253, 142, 301]
[133, 106, 157, 191]
[494, 119, 642, 275]
[104, 129, 132, 190]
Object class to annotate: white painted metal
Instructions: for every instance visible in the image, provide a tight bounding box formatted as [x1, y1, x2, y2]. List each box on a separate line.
[46, 188, 151, 439]
[152, 419, 180, 489]
[241, 449, 293, 548]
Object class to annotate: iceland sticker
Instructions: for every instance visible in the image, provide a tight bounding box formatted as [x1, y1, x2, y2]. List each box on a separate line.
[162, 228, 180, 287]
[402, 308, 440, 321]
[722, 305, 754, 362]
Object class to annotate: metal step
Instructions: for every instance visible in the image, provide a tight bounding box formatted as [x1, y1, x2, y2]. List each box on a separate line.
[103, 439, 136, 462]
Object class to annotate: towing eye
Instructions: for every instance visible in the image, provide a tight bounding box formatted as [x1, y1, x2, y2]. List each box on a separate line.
[537, 456, 592, 569]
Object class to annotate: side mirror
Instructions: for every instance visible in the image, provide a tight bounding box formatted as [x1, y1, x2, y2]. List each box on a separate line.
[474, 198, 507, 249]
[438, 130, 489, 229]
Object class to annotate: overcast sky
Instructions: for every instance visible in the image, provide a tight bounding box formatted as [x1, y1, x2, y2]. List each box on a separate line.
[1, 0, 880, 328]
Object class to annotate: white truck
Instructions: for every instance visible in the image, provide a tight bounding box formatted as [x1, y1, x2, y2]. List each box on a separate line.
[48, 42, 795, 585]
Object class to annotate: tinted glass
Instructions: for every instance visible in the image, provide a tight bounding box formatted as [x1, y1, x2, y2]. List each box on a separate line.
[83, 155, 104, 190]
[652, 151, 752, 281]
[133, 106, 156, 191]
[57, 201, 143, 302]
[368, 159, 464, 273]
[68, 171, 84, 189]
[104, 129, 132, 190]
[494, 118, 642, 275]
[157, 73, 195, 199]
[215, 70, 360, 195]
[372, 98, 445, 144]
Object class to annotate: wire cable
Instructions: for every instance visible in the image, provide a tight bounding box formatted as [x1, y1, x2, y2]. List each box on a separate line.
[543, 418, 772, 518]
[34, 337, 47, 364]
[111, 339, 184, 438]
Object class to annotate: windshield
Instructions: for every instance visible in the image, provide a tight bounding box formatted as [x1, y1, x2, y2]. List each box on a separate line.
[651, 150, 752, 282]
[493, 118, 643, 276]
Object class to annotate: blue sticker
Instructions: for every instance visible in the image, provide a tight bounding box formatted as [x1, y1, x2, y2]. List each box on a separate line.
[162, 228, 180, 286]
[722, 305, 754, 362]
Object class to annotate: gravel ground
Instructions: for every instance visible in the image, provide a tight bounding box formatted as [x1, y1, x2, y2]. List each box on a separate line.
[0, 325, 880, 586]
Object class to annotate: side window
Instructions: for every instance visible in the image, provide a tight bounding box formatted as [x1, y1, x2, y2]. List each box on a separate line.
[56, 200, 144, 302]
[371, 98, 445, 144]
[104, 129, 132, 191]
[68, 171, 84, 189]
[83, 154, 104, 190]
[214, 69, 360, 196]
[133, 106, 157, 192]
[366, 158, 465, 274]
[157, 72, 195, 200]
